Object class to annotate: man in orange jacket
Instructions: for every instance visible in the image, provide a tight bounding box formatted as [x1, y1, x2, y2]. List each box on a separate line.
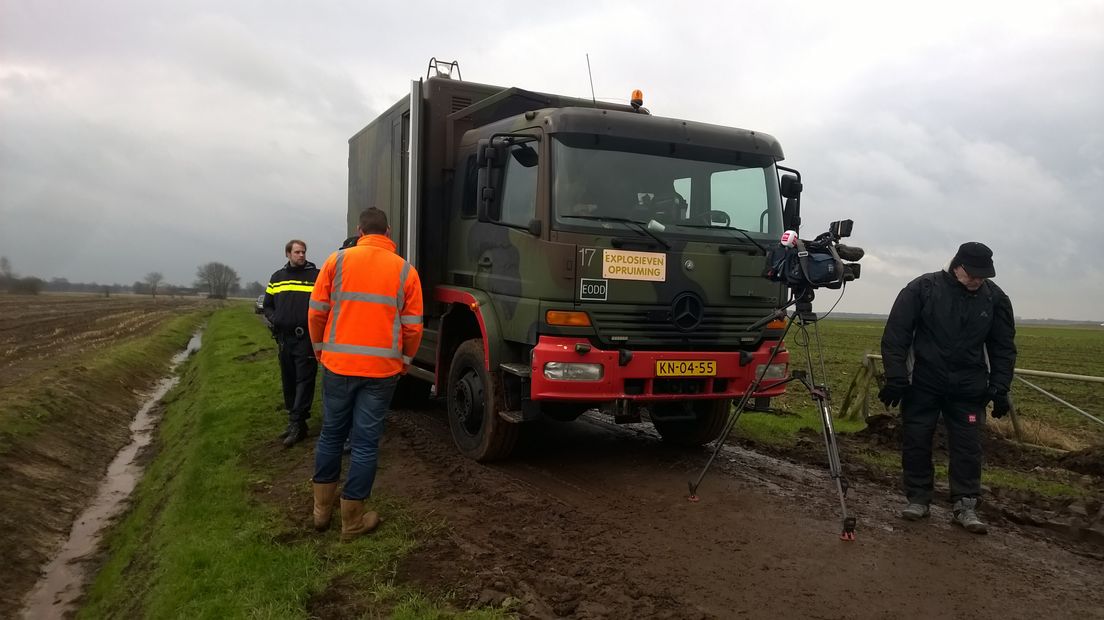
[307, 207, 423, 540]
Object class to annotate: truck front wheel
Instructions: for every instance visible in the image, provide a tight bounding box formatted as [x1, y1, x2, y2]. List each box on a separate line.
[651, 399, 731, 447]
[446, 339, 519, 461]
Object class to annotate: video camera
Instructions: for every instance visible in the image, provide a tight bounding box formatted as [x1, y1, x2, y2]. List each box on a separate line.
[764, 219, 863, 290]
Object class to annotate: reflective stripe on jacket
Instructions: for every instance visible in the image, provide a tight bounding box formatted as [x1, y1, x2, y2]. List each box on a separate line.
[308, 234, 424, 378]
[263, 261, 319, 331]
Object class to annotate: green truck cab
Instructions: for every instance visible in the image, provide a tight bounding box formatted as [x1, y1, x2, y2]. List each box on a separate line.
[348, 72, 794, 460]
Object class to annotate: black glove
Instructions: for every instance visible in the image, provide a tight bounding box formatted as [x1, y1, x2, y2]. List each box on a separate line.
[987, 388, 1012, 419]
[878, 380, 909, 408]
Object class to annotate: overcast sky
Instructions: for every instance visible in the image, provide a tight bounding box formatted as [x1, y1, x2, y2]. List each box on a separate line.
[1, 1, 1101, 320]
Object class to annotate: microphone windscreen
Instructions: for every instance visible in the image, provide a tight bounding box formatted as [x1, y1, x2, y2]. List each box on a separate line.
[836, 244, 865, 262]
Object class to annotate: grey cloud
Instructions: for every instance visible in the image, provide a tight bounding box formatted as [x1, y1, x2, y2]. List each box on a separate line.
[1, 1, 1101, 320]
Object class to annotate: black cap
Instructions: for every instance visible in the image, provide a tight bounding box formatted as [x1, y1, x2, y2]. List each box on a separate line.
[952, 242, 995, 278]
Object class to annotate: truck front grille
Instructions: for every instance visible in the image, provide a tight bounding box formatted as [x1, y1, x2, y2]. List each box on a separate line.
[586, 304, 770, 350]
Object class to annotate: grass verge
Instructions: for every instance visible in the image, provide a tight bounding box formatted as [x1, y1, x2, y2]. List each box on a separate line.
[80, 306, 504, 619]
[0, 310, 209, 455]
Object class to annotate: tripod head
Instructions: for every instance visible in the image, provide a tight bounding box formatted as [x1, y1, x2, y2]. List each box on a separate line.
[748, 287, 820, 331]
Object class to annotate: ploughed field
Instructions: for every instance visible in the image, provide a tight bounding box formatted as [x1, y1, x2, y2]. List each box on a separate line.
[0, 294, 204, 390]
[0, 294, 207, 618]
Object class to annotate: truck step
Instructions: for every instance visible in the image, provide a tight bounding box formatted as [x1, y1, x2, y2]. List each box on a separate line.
[497, 410, 527, 423]
[405, 365, 435, 384]
[500, 363, 531, 378]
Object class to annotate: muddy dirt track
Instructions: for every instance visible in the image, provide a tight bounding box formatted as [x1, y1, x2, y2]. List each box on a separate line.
[0, 294, 202, 390]
[335, 405, 1104, 619]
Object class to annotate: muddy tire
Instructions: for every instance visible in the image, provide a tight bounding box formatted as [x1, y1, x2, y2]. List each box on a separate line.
[391, 374, 431, 409]
[651, 399, 731, 446]
[447, 339, 519, 461]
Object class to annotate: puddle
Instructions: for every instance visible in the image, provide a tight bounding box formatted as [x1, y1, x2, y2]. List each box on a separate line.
[20, 330, 203, 619]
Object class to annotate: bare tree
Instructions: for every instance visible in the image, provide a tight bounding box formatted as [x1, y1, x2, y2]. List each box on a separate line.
[244, 281, 264, 297]
[144, 271, 164, 299]
[0, 256, 11, 291]
[194, 262, 240, 299]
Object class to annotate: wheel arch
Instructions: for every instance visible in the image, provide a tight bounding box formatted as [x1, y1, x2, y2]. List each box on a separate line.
[434, 286, 505, 392]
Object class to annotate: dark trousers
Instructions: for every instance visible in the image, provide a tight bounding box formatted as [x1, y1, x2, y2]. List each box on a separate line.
[901, 387, 985, 505]
[277, 331, 318, 424]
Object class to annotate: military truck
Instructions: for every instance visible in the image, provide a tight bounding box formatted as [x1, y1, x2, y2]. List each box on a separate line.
[348, 65, 799, 461]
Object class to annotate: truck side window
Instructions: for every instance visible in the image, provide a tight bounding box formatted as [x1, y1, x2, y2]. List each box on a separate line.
[710, 168, 771, 232]
[499, 144, 538, 227]
[461, 155, 477, 218]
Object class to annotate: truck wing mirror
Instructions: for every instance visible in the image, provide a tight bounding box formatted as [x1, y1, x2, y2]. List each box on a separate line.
[780, 174, 802, 232]
[511, 143, 538, 168]
[780, 174, 803, 199]
[783, 197, 800, 232]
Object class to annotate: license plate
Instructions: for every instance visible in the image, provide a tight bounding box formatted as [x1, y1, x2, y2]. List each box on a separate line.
[655, 360, 716, 377]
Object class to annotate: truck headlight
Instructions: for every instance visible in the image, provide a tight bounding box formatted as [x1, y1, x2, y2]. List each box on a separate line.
[543, 362, 604, 381]
[755, 363, 788, 381]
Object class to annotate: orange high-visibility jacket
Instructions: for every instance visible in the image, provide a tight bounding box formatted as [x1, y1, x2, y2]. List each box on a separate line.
[308, 234, 423, 378]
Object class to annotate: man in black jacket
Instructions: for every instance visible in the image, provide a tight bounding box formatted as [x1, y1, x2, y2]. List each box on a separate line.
[879, 242, 1016, 534]
[264, 239, 320, 448]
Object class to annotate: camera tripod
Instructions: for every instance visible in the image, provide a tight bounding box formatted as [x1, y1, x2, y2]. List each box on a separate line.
[687, 288, 857, 541]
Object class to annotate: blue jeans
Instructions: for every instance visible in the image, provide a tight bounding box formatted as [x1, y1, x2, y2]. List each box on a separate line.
[313, 369, 398, 500]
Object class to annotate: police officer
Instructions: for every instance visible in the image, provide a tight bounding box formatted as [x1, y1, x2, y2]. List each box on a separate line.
[264, 239, 320, 448]
[880, 242, 1017, 534]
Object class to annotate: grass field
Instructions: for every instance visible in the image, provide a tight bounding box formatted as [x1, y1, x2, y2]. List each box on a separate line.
[80, 307, 504, 619]
[732, 317, 1103, 501]
[756, 318, 1104, 449]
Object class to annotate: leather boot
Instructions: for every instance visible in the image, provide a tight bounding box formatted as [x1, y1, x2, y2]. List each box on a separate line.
[312, 482, 339, 532]
[340, 498, 381, 541]
[283, 421, 308, 448]
[277, 420, 294, 441]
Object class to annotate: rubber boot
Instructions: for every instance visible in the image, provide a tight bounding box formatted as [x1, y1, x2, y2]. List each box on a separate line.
[340, 498, 381, 541]
[312, 482, 339, 532]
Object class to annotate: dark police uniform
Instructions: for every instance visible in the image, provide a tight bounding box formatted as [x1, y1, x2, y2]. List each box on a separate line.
[881, 269, 1016, 505]
[264, 260, 320, 444]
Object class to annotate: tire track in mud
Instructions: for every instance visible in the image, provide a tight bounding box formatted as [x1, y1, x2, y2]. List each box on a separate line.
[378, 406, 1104, 619]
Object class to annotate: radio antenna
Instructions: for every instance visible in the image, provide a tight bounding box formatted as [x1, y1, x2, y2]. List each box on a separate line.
[586, 53, 597, 107]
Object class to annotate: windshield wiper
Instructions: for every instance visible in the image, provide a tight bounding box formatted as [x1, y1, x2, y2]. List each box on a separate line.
[560, 215, 671, 250]
[676, 223, 767, 254]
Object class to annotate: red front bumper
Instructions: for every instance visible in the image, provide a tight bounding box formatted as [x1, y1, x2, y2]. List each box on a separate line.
[528, 336, 789, 401]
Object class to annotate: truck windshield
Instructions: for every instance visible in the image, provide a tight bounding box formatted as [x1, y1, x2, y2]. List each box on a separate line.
[552, 135, 782, 241]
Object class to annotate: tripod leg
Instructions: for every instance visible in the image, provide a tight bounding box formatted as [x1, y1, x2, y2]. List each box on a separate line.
[814, 392, 856, 540]
[688, 392, 752, 500]
[687, 318, 798, 500]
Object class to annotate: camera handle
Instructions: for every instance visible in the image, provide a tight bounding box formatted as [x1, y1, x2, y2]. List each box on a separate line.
[687, 294, 857, 541]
